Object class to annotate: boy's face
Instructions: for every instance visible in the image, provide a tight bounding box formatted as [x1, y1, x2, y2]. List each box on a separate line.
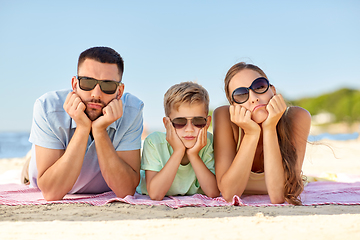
[168, 102, 208, 149]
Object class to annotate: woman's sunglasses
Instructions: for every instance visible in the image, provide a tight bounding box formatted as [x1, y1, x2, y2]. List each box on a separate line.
[171, 117, 207, 129]
[231, 77, 270, 104]
[77, 76, 121, 94]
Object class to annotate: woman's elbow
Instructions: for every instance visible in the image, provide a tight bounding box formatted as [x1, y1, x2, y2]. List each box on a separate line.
[269, 194, 285, 204]
[205, 189, 220, 199]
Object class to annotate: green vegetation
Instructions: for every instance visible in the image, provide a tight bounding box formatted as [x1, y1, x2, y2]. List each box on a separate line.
[289, 88, 360, 124]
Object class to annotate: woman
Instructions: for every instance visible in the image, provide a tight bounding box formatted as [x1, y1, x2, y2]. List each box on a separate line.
[213, 62, 311, 205]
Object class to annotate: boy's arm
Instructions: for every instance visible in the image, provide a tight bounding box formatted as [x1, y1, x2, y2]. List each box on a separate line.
[145, 150, 184, 200]
[186, 124, 219, 198]
[145, 118, 185, 200]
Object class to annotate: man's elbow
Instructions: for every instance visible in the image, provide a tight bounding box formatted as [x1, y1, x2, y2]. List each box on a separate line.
[41, 190, 65, 201]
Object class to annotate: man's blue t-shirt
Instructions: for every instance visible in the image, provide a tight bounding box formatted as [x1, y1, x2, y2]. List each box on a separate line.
[28, 89, 143, 194]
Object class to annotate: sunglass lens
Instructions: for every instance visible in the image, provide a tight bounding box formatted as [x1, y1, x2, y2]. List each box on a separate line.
[252, 78, 269, 94]
[232, 87, 249, 104]
[171, 118, 187, 129]
[80, 78, 97, 91]
[192, 117, 207, 128]
[101, 81, 118, 94]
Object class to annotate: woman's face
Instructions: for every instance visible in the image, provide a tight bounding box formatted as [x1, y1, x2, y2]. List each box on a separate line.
[228, 69, 276, 124]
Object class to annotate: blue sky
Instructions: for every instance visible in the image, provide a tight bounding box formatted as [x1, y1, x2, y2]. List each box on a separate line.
[0, 0, 359, 132]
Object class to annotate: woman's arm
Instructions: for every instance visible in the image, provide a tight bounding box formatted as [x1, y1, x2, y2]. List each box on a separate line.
[213, 105, 260, 202]
[262, 94, 287, 204]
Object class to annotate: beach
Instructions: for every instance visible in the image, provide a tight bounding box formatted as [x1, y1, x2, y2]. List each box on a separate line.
[1, 138, 360, 239]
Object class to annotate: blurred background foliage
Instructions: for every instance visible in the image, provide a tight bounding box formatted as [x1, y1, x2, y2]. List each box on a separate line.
[289, 88, 360, 124]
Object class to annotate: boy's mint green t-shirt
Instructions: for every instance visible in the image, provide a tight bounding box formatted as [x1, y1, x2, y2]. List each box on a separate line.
[136, 131, 215, 196]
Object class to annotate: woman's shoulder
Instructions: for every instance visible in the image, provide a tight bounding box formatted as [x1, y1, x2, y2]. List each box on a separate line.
[287, 106, 311, 122]
[286, 106, 312, 133]
[213, 105, 230, 121]
[213, 105, 229, 114]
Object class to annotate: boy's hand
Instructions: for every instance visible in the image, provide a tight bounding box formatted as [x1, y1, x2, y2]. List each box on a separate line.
[186, 126, 208, 157]
[229, 104, 260, 136]
[163, 117, 186, 154]
[92, 99, 123, 131]
[262, 94, 286, 130]
[63, 92, 91, 130]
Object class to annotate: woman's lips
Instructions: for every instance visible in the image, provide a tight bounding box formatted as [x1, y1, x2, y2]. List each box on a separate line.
[252, 104, 266, 112]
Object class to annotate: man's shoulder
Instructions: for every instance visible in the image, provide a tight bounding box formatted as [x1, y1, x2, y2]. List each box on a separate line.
[37, 89, 71, 105]
[35, 89, 71, 113]
[122, 92, 144, 110]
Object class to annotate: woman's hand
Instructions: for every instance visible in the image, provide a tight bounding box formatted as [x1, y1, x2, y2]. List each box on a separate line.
[229, 104, 260, 136]
[262, 94, 287, 130]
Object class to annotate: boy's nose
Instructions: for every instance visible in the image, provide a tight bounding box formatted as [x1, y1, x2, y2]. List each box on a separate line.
[184, 119, 195, 131]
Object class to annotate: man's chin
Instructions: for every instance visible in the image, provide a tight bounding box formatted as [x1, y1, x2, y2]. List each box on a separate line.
[86, 110, 103, 121]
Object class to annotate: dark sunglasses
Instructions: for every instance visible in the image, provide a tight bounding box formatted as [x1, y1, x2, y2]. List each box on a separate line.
[77, 76, 121, 94]
[231, 77, 270, 104]
[171, 117, 207, 129]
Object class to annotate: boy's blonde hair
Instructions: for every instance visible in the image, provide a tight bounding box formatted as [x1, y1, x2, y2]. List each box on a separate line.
[164, 81, 209, 117]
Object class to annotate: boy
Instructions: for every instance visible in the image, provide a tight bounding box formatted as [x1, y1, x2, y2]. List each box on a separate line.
[137, 82, 219, 200]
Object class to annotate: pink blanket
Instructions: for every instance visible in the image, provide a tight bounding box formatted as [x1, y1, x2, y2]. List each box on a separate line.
[1, 181, 359, 208]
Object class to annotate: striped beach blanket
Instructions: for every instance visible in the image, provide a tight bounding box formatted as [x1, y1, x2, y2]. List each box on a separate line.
[1, 181, 360, 208]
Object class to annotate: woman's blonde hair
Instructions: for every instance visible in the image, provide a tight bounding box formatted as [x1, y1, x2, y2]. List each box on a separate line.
[164, 81, 209, 117]
[224, 62, 305, 205]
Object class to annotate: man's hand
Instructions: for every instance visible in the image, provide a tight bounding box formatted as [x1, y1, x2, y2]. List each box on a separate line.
[262, 94, 287, 130]
[63, 92, 91, 130]
[229, 104, 260, 135]
[163, 117, 186, 154]
[92, 98, 123, 131]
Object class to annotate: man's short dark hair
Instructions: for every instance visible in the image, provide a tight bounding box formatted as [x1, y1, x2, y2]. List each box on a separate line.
[78, 46, 124, 79]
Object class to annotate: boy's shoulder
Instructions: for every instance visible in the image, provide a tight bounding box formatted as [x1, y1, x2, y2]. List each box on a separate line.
[145, 131, 167, 143]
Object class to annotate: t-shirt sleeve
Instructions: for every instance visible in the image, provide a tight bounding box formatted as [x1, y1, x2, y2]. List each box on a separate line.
[115, 101, 144, 151]
[29, 98, 65, 150]
[140, 134, 163, 172]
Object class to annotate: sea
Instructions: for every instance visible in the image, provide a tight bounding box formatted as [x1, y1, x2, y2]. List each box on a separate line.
[0, 131, 359, 159]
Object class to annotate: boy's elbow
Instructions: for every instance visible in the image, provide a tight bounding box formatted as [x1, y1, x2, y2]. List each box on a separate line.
[149, 193, 165, 201]
[148, 190, 165, 201]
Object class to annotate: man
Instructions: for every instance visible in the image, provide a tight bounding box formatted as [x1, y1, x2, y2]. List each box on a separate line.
[27, 47, 143, 201]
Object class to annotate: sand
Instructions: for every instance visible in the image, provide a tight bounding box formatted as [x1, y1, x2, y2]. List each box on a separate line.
[0, 138, 360, 239]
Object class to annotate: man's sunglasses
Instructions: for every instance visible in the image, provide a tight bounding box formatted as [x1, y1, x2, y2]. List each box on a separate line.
[231, 77, 270, 104]
[77, 76, 121, 94]
[171, 117, 207, 129]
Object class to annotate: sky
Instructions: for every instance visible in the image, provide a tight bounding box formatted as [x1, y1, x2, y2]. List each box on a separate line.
[0, 0, 359, 133]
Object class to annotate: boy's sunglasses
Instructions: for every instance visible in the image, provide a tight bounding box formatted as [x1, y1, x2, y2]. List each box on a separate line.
[77, 76, 121, 94]
[171, 117, 207, 129]
[231, 77, 270, 104]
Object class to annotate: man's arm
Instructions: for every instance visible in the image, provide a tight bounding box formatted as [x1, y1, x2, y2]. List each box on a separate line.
[36, 124, 90, 201]
[92, 129, 141, 197]
[91, 98, 142, 197]
[34, 92, 92, 201]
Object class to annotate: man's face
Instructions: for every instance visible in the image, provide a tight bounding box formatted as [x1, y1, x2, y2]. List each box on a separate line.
[72, 58, 124, 121]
